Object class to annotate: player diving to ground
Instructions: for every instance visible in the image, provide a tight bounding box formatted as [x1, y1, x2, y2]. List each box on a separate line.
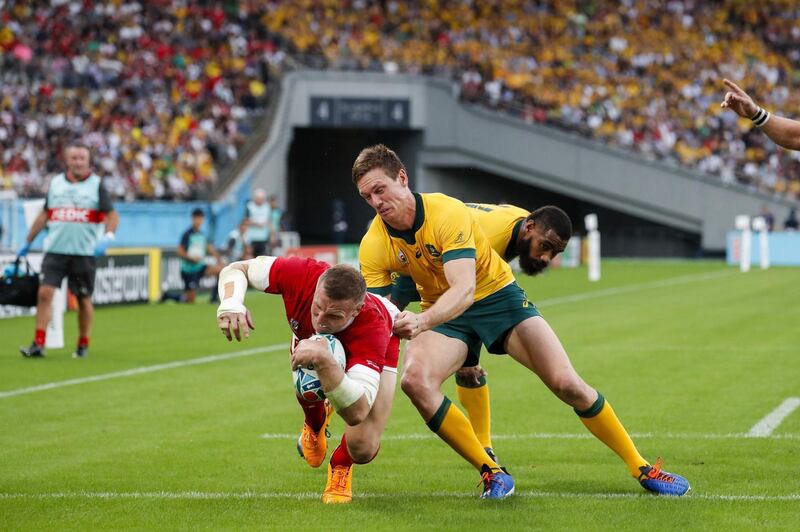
[216, 255, 400, 503]
[354, 143, 690, 499]
[391, 203, 572, 465]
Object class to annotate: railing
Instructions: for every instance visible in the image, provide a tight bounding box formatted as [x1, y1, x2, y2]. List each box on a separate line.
[211, 80, 283, 198]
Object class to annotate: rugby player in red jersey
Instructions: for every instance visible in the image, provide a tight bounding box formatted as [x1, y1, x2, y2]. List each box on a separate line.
[216, 255, 399, 503]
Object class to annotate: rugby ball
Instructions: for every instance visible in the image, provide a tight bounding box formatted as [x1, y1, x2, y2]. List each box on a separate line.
[292, 334, 347, 402]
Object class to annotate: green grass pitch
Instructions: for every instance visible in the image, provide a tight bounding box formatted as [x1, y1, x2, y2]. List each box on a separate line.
[1, 261, 799, 530]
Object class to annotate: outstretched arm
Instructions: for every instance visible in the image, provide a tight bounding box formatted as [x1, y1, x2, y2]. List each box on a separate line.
[721, 78, 800, 150]
[216, 257, 275, 341]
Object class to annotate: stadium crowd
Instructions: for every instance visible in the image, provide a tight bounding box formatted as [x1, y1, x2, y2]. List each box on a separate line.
[269, 0, 800, 199]
[0, 0, 279, 200]
[2, 0, 800, 200]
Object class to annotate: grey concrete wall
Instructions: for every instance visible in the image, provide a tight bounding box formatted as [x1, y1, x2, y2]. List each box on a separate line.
[223, 70, 798, 251]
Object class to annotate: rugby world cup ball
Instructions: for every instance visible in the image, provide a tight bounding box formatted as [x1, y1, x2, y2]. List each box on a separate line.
[292, 334, 347, 402]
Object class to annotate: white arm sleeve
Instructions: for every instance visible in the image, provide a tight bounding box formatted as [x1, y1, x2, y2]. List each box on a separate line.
[344, 364, 381, 407]
[244, 255, 277, 291]
[375, 294, 400, 323]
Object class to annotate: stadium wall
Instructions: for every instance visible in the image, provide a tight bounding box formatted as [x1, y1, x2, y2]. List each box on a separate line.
[726, 230, 800, 266]
[1, 174, 252, 253]
[223, 71, 797, 254]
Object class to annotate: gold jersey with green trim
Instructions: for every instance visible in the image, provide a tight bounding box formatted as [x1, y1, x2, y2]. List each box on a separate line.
[359, 193, 515, 309]
[464, 203, 530, 260]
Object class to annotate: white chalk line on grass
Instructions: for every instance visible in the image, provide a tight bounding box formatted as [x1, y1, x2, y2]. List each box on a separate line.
[536, 269, 736, 307]
[748, 397, 800, 437]
[0, 344, 289, 399]
[0, 268, 751, 401]
[0, 491, 798, 502]
[579, 345, 799, 353]
[260, 432, 799, 441]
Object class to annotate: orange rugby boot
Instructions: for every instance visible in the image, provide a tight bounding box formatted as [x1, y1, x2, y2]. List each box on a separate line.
[322, 463, 353, 504]
[296, 400, 334, 468]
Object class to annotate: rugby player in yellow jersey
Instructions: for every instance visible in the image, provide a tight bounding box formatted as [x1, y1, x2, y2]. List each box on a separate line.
[391, 203, 571, 466]
[354, 144, 690, 499]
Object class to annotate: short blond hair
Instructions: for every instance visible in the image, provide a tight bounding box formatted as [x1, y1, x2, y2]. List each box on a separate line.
[352, 144, 406, 185]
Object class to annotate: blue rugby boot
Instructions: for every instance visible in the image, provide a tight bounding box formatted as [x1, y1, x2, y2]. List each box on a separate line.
[638, 458, 691, 496]
[478, 464, 515, 499]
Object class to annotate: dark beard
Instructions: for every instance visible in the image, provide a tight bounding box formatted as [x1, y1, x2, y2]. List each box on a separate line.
[516, 237, 548, 275]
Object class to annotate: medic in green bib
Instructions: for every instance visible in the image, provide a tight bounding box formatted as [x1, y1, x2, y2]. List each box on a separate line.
[18, 143, 119, 359]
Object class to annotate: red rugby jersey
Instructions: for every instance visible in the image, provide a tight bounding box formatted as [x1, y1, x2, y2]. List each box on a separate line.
[264, 256, 399, 371]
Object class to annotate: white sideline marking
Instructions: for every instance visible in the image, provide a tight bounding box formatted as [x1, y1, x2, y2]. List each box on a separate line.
[748, 398, 800, 437]
[0, 491, 798, 501]
[0, 344, 289, 399]
[260, 432, 800, 441]
[537, 269, 735, 307]
[0, 268, 750, 400]
[580, 345, 799, 353]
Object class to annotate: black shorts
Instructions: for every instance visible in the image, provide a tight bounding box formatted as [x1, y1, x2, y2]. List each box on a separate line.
[41, 253, 97, 298]
[181, 267, 209, 290]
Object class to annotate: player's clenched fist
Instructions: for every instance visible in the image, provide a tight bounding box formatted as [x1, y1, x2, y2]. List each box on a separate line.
[393, 310, 427, 339]
[291, 337, 329, 370]
[217, 309, 255, 342]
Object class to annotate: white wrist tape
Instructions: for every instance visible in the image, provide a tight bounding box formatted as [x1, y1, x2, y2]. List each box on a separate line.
[326, 374, 365, 411]
[217, 266, 248, 317]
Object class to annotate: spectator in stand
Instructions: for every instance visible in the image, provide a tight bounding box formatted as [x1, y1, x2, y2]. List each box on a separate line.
[784, 208, 798, 231]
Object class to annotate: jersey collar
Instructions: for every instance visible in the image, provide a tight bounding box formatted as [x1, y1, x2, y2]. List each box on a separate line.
[383, 193, 425, 244]
[504, 217, 525, 260]
[66, 171, 92, 183]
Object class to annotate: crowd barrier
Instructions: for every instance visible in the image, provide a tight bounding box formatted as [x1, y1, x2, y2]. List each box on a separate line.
[726, 231, 800, 266]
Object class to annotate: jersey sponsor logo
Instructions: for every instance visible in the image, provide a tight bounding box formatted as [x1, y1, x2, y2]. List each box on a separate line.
[465, 203, 493, 213]
[424, 244, 441, 257]
[398, 249, 408, 264]
[454, 231, 465, 244]
[290, 318, 300, 332]
[48, 207, 104, 223]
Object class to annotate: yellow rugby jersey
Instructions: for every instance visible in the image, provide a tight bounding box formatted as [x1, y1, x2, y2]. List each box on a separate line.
[359, 193, 514, 309]
[464, 203, 530, 260]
